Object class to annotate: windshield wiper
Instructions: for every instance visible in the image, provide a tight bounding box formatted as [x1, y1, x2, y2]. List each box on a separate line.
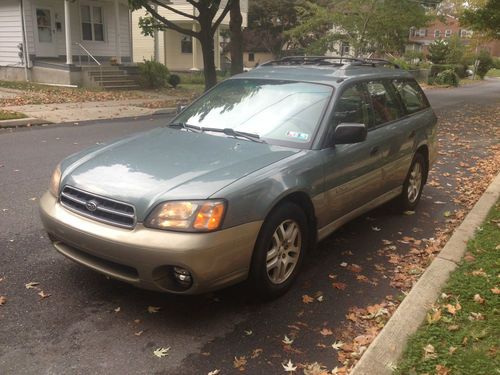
[169, 123, 265, 143]
[168, 122, 202, 133]
[202, 127, 266, 144]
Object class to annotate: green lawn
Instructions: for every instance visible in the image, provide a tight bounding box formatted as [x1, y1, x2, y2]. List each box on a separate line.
[486, 68, 500, 78]
[0, 110, 26, 121]
[396, 200, 500, 375]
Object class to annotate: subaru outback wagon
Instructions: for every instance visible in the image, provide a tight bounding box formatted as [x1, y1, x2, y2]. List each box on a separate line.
[40, 56, 437, 299]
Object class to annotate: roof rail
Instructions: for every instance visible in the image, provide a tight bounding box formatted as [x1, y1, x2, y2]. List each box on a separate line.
[260, 56, 400, 69]
[261, 56, 366, 67]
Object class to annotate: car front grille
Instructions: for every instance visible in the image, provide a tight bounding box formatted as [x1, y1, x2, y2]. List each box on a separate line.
[60, 186, 136, 229]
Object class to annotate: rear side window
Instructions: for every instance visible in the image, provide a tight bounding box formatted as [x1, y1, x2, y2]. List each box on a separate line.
[392, 79, 429, 114]
[366, 81, 402, 126]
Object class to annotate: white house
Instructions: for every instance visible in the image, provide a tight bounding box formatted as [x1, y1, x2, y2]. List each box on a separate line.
[132, 0, 248, 71]
[0, 0, 136, 88]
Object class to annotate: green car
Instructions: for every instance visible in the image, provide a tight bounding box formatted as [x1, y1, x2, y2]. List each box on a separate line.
[40, 57, 437, 299]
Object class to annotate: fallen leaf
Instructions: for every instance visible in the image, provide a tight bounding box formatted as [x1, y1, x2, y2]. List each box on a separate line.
[491, 287, 500, 295]
[153, 347, 170, 358]
[332, 282, 347, 290]
[319, 328, 333, 336]
[436, 364, 451, 375]
[244, 329, 253, 336]
[38, 290, 51, 299]
[347, 264, 362, 273]
[423, 344, 437, 359]
[251, 348, 263, 358]
[0, 296, 6, 305]
[449, 346, 457, 355]
[114, 307, 121, 313]
[340, 262, 348, 267]
[331, 341, 344, 350]
[282, 335, 294, 345]
[282, 359, 297, 372]
[233, 356, 247, 369]
[207, 370, 220, 375]
[372, 226, 382, 232]
[302, 294, 314, 304]
[134, 330, 144, 336]
[25, 282, 39, 289]
[147, 306, 161, 313]
[427, 309, 442, 324]
[473, 294, 485, 304]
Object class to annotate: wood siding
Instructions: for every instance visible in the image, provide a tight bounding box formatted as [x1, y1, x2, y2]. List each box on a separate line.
[0, 0, 23, 67]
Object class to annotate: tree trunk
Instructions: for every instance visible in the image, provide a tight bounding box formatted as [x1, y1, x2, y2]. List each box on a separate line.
[199, 32, 217, 91]
[198, 14, 217, 91]
[230, 0, 244, 75]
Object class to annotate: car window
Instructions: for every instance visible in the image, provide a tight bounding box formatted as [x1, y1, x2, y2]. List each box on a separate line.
[175, 79, 333, 147]
[332, 84, 370, 128]
[392, 79, 429, 114]
[366, 81, 402, 126]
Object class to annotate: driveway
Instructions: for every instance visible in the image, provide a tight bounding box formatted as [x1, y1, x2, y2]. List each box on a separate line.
[0, 79, 499, 374]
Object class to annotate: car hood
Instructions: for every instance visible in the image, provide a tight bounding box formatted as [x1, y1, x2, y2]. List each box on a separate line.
[62, 127, 299, 218]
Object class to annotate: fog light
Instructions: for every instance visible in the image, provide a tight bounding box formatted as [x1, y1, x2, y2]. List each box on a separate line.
[173, 267, 192, 287]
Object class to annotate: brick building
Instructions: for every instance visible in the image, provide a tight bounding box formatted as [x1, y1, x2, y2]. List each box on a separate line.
[407, 15, 500, 57]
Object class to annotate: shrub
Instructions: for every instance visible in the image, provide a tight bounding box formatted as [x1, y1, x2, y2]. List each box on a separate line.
[138, 59, 170, 89]
[476, 50, 493, 79]
[168, 74, 181, 88]
[492, 57, 500, 70]
[434, 69, 460, 87]
[428, 39, 449, 64]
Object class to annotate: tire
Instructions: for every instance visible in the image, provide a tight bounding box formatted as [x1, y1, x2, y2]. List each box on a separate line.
[249, 202, 309, 300]
[396, 152, 427, 211]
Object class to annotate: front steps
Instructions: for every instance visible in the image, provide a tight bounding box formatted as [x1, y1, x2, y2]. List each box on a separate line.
[84, 66, 141, 90]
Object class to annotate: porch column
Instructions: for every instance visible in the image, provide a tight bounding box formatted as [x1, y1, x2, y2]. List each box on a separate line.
[214, 27, 220, 70]
[163, 30, 168, 68]
[190, 23, 199, 71]
[64, 0, 72, 65]
[114, 0, 122, 64]
[153, 4, 160, 62]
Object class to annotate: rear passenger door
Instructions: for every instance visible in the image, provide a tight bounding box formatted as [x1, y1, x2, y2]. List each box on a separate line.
[365, 80, 408, 194]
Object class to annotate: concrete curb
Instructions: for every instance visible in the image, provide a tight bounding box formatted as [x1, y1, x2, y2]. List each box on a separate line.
[153, 107, 176, 115]
[0, 117, 51, 128]
[350, 172, 500, 375]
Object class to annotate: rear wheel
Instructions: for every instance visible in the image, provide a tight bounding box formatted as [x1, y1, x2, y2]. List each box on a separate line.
[396, 153, 427, 211]
[249, 202, 308, 299]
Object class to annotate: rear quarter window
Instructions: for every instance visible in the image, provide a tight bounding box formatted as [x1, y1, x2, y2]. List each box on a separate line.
[392, 79, 429, 114]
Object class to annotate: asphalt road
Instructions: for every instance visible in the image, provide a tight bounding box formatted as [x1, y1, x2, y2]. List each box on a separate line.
[0, 79, 499, 375]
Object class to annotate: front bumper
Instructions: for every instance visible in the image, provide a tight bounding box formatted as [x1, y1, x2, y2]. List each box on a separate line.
[39, 191, 262, 294]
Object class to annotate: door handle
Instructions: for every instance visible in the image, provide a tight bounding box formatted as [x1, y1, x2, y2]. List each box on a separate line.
[370, 146, 379, 156]
[409, 130, 416, 139]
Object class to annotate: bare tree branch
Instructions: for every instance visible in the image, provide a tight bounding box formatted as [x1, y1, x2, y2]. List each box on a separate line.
[212, 0, 233, 33]
[150, 0, 198, 20]
[142, 3, 198, 38]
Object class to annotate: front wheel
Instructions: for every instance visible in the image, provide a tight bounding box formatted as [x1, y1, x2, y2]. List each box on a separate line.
[249, 202, 309, 300]
[396, 153, 427, 211]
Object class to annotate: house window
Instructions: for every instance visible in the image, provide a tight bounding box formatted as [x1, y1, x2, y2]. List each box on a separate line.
[460, 29, 471, 38]
[248, 52, 255, 62]
[341, 41, 350, 55]
[181, 36, 193, 54]
[418, 28, 427, 37]
[81, 5, 104, 41]
[445, 29, 452, 37]
[434, 30, 441, 38]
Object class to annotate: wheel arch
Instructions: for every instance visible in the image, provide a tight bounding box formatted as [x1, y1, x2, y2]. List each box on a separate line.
[415, 144, 430, 184]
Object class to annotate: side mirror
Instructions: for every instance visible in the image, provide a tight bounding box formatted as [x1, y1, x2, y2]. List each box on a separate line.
[176, 104, 187, 114]
[333, 123, 367, 145]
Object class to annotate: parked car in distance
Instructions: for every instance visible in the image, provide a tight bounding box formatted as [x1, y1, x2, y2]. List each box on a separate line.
[40, 56, 437, 299]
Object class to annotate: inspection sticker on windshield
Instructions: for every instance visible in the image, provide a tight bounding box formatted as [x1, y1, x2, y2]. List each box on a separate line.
[286, 131, 309, 141]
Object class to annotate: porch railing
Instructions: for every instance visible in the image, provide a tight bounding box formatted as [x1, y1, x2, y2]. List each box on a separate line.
[74, 42, 102, 83]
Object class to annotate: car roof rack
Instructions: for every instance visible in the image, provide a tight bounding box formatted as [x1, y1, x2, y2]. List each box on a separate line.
[261, 56, 400, 69]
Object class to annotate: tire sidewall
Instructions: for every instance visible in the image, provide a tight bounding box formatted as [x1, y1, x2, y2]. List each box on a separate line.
[249, 202, 309, 299]
[401, 153, 426, 210]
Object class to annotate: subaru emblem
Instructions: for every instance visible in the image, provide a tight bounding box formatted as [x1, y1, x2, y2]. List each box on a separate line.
[85, 200, 98, 212]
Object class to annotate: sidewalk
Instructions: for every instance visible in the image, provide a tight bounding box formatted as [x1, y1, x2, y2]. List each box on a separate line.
[1, 99, 175, 124]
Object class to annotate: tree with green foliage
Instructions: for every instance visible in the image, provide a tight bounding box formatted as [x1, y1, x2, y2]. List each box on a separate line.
[287, 0, 431, 57]
[476, 50, 494, 79]
[128, 0, 235, 90]
[428, 39, 449, 64]
[461, 0, 500, 39]
[247, 0, 301, 57]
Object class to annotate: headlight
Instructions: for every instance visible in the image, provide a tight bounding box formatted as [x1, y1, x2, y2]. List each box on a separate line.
[145, 200, 226, 232]
[49, 164, 62, 197]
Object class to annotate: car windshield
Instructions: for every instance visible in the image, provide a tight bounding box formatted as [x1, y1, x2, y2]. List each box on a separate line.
[174, 79, 333, 147]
